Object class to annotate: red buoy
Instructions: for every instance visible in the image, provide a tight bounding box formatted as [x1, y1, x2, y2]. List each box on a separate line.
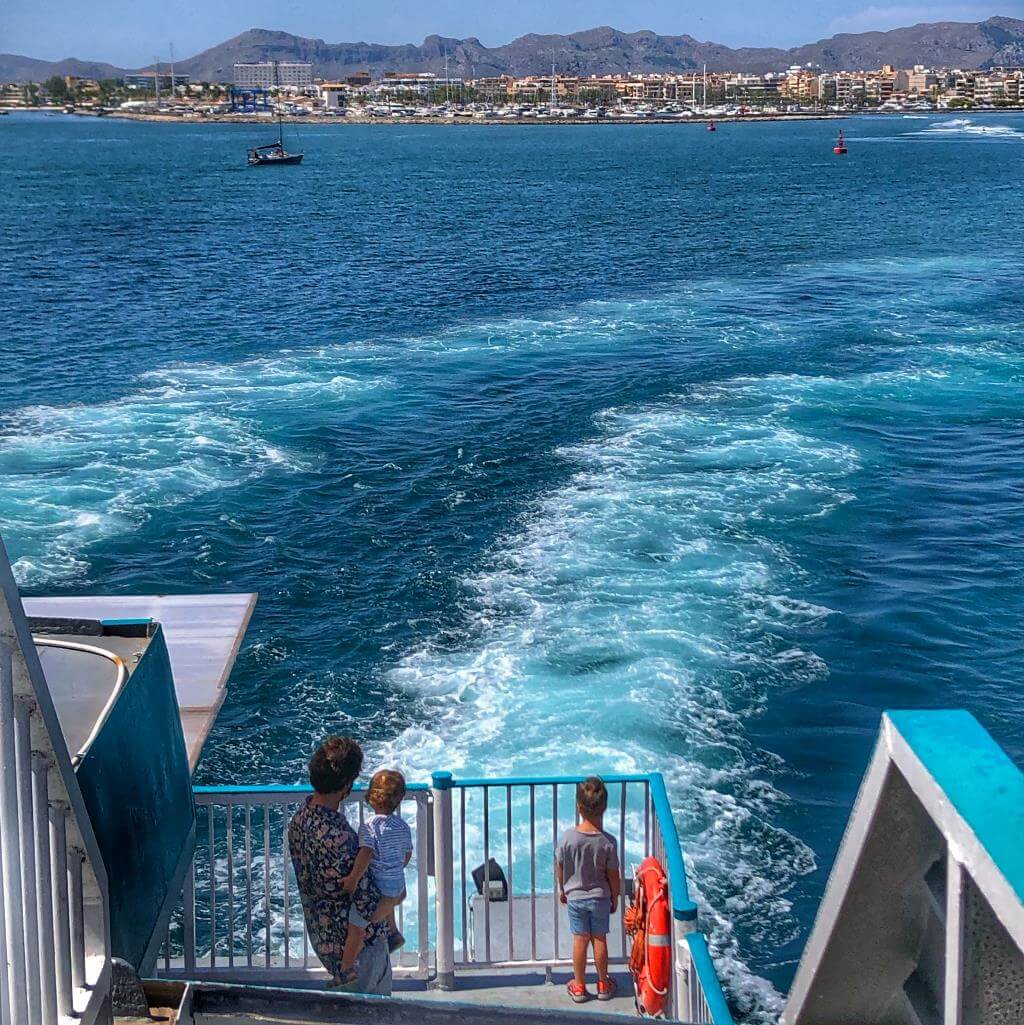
[833, 129, 847, 154]
[707, 118, 716, 132]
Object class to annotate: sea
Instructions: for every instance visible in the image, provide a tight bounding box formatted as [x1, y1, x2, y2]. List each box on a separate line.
[3, 110, 1024, 1021]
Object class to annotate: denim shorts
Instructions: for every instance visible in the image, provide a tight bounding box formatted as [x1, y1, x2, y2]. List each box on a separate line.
[567, 898, 611, 936]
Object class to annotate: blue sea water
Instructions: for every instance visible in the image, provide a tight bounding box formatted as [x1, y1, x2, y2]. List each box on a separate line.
[3, 111, 1024, 1019]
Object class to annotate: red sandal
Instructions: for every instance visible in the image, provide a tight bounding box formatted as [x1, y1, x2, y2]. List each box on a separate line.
[596, 977, 618, 1001]
[567, 980, 590, 1003]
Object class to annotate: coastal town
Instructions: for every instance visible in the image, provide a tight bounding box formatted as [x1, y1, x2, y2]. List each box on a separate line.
[3, 58, 1024, 121]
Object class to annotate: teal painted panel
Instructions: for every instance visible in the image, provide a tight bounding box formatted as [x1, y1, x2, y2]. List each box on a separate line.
[76, 624, 195, 969]
[889, 709, 1024, 905]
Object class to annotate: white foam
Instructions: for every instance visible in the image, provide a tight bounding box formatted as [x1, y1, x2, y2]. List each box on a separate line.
[912, 117, 1024, 140]
[0, 353, 380, 585]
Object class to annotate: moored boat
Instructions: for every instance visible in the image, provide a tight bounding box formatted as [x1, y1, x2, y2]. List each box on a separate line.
[247, 60, 303, 166]
[247, 142, 303, 166]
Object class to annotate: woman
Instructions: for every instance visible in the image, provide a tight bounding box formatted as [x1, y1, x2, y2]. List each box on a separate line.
[287, 735, 392, 994]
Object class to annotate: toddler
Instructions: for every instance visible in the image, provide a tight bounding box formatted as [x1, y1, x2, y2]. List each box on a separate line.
[336, 769, 412, 986]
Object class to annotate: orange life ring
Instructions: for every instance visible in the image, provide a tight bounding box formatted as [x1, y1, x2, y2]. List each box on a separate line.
[625, 856, 672, 1017]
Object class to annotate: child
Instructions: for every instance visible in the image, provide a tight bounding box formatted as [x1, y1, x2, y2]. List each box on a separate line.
[555, 776, 621, 1003]
[336, 769, 413, 986]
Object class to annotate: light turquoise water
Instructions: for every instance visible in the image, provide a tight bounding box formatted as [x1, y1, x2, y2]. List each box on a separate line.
[3, 111, 1024, 1018]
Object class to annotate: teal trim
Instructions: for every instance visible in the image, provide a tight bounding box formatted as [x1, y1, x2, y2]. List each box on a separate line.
[100, 617, 152, 626]
[888, 709, 1024, 905]
[685, 933, 734, 1024]
[192, 782, 431, 794]
[451, 772, 651, 787]
[648, 773, 697, 920]
[431, 771, 454, 790]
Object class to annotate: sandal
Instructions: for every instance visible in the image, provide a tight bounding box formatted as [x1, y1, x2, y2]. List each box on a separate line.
[596, 977, 618, 1001]
[567, 980, 590, 1003]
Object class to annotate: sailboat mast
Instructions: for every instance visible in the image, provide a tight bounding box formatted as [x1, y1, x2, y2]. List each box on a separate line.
[154, 57, 161, 109]
[703, 63, 707, 108]
[551, 51, 556, 112]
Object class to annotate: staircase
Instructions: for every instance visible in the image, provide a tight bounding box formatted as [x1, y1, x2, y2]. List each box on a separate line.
[0, 538, 112, 1025]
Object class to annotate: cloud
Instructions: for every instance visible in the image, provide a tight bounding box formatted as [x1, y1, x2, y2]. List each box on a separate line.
[827, 3, 1023, 34]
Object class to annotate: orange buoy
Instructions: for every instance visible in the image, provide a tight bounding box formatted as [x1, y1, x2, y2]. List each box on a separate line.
[624, 856, 672, 1016]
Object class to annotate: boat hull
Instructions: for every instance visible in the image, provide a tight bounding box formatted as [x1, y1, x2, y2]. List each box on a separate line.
[248, 153, 304, 166]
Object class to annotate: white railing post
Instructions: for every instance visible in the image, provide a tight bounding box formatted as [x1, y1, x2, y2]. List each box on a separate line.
[69, 847, 87, 991]
[14, 697, 43, 1025]
[32, 754, 57, 1025]
[431, 772, 456, 990]
[183, 858, 197, 975]
[50, 801, 73, 1017]
[944, 855, 965, 1025]
[416, 795, 431, 976]
[0, 643, 30, 1025]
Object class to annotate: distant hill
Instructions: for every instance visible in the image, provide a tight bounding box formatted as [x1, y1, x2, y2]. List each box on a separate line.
[4, 17, 1024, 83]
[0, 54, 128, 82]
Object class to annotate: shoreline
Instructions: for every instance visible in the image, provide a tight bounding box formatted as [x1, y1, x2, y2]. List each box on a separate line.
[82, 110, 848, 126]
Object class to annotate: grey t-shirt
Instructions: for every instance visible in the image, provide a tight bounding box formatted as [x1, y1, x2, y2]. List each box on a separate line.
[556, 827, 619, 902]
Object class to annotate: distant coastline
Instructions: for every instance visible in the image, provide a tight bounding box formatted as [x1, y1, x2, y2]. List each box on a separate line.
[40, 108, 850, 127]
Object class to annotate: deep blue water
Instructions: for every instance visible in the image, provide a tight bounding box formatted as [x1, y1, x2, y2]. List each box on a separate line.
[3, 111, 1024, 1019]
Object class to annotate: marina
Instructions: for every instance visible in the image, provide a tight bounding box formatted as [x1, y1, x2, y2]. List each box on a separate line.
[3, 78, 1024, 1025]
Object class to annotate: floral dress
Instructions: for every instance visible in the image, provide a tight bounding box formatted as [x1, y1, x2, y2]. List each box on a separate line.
[288, 797, 386, 978]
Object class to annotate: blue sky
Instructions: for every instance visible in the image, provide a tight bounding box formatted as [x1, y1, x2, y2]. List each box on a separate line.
[2, 0, 1020, 66]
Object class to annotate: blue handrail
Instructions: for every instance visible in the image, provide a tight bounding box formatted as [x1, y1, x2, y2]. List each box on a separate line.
[647, 772, 698, 922]
[685, 933, 734, 1025]
[449, 772, 653, 787]
[192, 782, 431, 794]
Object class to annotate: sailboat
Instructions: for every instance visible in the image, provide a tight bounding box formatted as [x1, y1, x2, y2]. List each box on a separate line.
[247, 61, 303, 166]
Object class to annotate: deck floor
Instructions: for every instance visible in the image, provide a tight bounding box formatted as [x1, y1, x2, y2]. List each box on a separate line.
[395, 968, 636, 1016]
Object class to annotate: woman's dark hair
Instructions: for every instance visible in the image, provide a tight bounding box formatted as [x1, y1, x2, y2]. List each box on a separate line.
[309, 736, 364, 795]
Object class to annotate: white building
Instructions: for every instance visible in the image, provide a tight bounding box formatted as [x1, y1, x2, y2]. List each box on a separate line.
[318, 82, 350, 109]
[233, 62, 313, 89]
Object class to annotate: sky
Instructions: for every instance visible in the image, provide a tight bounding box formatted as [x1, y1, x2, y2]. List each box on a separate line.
[2, 0, 1021, 66]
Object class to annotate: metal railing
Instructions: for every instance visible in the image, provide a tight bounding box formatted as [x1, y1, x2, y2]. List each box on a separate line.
[157, 784, 433, 981]
[159, 772, 732, 1023]
[0, 542, 111, 1025]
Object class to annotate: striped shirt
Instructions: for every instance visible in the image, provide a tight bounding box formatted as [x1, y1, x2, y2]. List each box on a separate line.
[358, 813, 412, 896]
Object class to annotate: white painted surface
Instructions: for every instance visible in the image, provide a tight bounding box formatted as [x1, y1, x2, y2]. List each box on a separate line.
[23, 593, 256, 769]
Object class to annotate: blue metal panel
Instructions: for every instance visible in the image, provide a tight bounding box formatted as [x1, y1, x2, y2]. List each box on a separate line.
[76, 624, 195, 971]
[888, 709, 1024, 905]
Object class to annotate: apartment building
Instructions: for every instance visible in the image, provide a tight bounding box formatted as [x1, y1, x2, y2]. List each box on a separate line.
[233, 62, 312, 89]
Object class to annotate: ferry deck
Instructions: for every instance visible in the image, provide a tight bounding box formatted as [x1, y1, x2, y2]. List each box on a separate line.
[1, 530, 1023, 1025]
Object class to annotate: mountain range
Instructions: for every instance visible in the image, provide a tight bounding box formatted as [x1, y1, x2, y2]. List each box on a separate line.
[3, 17, 1024, 83]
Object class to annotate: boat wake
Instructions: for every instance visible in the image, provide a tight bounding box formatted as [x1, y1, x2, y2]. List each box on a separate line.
[911, 117, 1024, 140]
[0, 353, 376, 586]
[4, 253, 1022, 1022]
